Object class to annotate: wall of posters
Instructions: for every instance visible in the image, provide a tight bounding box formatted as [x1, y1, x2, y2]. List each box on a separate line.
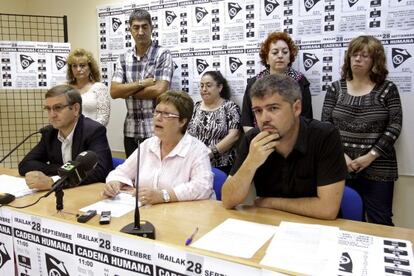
[0, 41, 70, 89]
[97, 0, 414, 175]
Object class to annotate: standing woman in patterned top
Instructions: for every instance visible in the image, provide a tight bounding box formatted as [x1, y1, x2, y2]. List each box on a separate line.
[67, 48, 111, 126]
[321, 35, 403, 226]
[241, 32, 313, 133]
[187, 71, 241, 174]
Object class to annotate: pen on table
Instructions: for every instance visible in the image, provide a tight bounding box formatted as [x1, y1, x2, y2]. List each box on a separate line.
[185, 227, 199, 246]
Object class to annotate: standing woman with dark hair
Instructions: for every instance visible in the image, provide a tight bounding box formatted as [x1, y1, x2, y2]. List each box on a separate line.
[322, 35, 403, 226]
[67, 48, 110, 126]
[187, 71, 241, 174]
[241, 32, 313, 133]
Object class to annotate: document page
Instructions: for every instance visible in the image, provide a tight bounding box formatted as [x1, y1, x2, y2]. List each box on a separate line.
[261, 221, 340, 275]
[0, 174, 37, 197]
[79, 192, 140, 217]
[337, 230, 414, 275]
[191, 218, 277, 258]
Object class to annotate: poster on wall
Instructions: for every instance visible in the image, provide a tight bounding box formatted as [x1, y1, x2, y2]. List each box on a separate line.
[0, 208, 14, 276]
[11, 210, 76, 276]
[0, 41, 70, 89]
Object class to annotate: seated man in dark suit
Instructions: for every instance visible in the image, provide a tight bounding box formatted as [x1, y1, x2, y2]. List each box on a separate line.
[19, 84, 113, 190]
[222, 74, 347, 219]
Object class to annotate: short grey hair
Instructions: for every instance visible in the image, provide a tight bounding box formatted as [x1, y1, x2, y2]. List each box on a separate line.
[250, 74, 302, 104]
[45, 84, 82, 114]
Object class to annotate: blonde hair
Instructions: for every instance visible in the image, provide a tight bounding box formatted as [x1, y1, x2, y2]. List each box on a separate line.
[66, 48, 101, 84]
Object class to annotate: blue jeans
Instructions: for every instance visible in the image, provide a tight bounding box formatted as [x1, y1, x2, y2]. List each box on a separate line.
[346, 177, 394, 226]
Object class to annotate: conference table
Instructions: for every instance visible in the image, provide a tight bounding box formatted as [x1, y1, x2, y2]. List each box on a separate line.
[1, 168, 414, 275]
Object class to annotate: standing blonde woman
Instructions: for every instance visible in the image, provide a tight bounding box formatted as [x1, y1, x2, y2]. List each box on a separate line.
[67, 48, 110, 126]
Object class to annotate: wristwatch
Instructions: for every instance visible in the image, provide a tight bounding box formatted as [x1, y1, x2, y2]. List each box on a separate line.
[161, 189, 170, 203]
[370, 149, 378, 157]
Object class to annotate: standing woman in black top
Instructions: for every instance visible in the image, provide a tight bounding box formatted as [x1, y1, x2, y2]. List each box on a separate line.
[322, 35, 403, 226]
[241, 32, 313, 133]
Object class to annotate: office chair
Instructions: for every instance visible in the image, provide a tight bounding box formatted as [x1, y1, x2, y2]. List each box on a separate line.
[341, 186, 364, 221]
[212, 167, 227, 201]
[112, 157, 125, 169]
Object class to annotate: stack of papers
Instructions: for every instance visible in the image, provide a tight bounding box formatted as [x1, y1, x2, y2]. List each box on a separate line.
[0, 174, 37, 197]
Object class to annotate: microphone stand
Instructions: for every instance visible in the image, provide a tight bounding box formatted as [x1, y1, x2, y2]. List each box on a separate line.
[44, 176, 68, 212]
[120, 138, 155, 239]
[55, 188, 64, 211]
[0, 130, 40, 163]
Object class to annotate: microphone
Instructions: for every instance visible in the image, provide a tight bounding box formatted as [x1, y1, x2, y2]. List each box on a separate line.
[0, 125, 52, 163]
[120, 139, 155, 239]
[44, 150, 98, 198]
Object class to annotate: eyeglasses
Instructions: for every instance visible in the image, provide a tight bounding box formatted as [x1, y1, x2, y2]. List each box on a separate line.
[153, 110, 180, 119]
[43, 104, 72, 113]
[351, 52, 371, 59]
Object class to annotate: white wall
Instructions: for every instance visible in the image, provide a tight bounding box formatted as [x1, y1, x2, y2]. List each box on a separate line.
[1, 0, 412, 228]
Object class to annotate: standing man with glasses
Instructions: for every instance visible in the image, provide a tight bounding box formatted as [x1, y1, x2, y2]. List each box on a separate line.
[19, 84, 113, 191]
[110, 8, 174, 157]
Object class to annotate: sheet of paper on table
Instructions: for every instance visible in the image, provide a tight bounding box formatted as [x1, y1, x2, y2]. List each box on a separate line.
[0, 174, 37, 197]
[191, 218, 278, 258]
[79, 192, 141, 217]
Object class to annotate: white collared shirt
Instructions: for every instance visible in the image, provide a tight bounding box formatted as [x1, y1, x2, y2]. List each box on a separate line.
[57, 121, 77, 164]
[106, 133, 214, 201]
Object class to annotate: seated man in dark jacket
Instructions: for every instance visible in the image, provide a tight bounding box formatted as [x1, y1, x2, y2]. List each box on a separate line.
[19, 84, 113, 190]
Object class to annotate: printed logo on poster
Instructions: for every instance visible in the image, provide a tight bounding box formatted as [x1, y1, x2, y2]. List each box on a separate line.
[196, 59, 209, 74]
[195, 7, 208, 23]
[45, 253, 70, 276]
[347, 0, 359, 8]
[0, 243, 11, 269]
[228, 2, 242, 20]
[229, 57, 243, 73]
[55, 56, 67, 71]
[339, 252, 353, 273]
[20, 55, 35, 70]
[392, 48, 412, 68]
[304, 0, 321, 12]
[303, 53, 319, 71]
[165, 11, 177, 26]
[112, 17, 122, 33]
[264, 0, 279, 16]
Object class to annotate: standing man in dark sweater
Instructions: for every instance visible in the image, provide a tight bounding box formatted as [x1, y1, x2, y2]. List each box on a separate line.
[222, 75, 347, 220]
